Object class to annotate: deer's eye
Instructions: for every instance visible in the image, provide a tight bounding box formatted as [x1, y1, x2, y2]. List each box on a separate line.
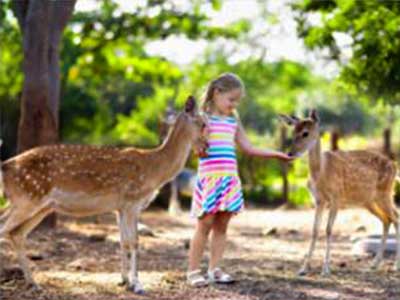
[302, 132, 309, 138]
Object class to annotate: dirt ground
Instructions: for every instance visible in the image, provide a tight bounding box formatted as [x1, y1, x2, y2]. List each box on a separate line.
[1, 208, 400, 300]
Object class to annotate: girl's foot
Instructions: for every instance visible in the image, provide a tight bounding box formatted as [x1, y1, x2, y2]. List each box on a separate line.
[186, 269, 208, 287]
[207, 268, 235, 284]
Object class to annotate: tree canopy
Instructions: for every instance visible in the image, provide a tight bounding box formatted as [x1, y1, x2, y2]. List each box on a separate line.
[293, 0, 400, 102]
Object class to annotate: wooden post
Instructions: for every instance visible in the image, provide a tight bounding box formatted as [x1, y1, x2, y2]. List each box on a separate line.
[280, 125, 289, 203]
[383, 128, 394, 159]
[330, 129, 340, 151]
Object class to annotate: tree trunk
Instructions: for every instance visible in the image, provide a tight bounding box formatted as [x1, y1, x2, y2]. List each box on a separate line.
[11, 0, 76, 228]
[17, 0, 56, 153]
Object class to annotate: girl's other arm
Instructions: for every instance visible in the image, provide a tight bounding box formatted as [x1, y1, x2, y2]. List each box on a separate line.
[235, 120, 293, 162]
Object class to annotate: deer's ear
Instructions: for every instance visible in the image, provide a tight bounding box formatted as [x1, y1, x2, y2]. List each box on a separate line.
[278, 114, 300, 126]
[184, 95, 197, 116]
[309, 109, 319, 123]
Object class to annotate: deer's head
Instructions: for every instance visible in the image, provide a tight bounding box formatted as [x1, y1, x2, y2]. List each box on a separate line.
[279, 109, 320, 158]
[174, 96, 208, 147]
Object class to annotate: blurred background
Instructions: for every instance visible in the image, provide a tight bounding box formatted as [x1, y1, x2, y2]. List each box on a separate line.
[1, 0, 400, 209]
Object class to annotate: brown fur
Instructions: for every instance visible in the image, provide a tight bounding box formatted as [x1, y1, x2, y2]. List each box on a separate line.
[280, 111, 400, 276]
[0, 98, 206, 292]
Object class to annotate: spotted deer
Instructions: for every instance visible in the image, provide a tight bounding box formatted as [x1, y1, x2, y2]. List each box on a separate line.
[280, 110, 400, 276]
[0, 96, 206, 293]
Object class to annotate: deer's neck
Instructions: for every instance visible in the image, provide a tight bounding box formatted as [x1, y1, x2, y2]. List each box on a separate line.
[308, 135, 321, 181]
[153, 116, 193, 185]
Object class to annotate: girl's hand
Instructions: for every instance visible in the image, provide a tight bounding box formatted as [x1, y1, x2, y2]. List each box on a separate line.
[194, 136, 209, 158]
[278, 153, 295, 162]
[194, 120, 210, 158]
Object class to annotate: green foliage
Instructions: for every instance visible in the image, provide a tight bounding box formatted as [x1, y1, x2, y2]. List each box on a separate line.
[0, 195, 7, 208]
[0, 2, 6, 28]
[113, 86, 177, 146]
[293, 0, 400, 102]
[312, 97, 378, 135]
[58, 0, 248, 145]
[0, 6, 22, 158]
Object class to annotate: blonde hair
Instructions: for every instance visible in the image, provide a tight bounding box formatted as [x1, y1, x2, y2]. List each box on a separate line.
[201, 73, 245, 114]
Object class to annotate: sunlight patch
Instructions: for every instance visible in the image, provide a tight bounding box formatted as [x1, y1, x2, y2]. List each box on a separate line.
[38, 270, 165, 291]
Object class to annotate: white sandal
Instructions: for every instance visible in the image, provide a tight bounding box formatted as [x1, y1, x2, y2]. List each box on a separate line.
[186, 269, 208, 287]
[207, 267, 235, 284]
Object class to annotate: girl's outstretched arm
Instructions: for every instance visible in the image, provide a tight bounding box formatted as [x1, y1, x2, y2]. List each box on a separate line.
[235, 119, 293, 162]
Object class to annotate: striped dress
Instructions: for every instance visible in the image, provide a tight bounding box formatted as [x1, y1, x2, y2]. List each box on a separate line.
[191, 114, 244, 218]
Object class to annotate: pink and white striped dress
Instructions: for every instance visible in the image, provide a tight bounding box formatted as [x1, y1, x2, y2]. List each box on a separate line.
[191, 114, 244, 218]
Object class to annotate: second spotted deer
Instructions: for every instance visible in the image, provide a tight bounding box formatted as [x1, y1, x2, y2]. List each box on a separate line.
[280, 110, 400, 276]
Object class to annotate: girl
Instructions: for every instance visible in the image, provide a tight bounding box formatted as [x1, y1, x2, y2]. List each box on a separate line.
[187, 73, 293, 287]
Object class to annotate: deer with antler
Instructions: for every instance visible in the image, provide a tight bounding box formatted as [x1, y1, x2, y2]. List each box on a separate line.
[280, 110, 400, 276]
[0, 96, 207, 293]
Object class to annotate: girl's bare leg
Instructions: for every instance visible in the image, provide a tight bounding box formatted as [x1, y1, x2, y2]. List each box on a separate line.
[188, 214, 216, 271]
[209, 212, 232, 270]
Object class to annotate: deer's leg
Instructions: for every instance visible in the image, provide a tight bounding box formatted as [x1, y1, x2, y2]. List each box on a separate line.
[394, 215, 400, 271]
[117, 211, 129, 286]
[122, 206, 144, 294]
[0, 238, 10, 276]
[7, 206, 52, 288]
[384, 203, 400, 271]
[321, 206, 337, 276]
[367, 201, 391, 270]
[371, 221, 390, 269]
[168, 179, 181, 216]
[0, 207, 12, 274]
[298, 202, 324, 276]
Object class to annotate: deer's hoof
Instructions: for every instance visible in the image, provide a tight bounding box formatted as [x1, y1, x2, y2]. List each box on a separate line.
[118, 278, 129, 287]
[26, 282, 42, 292]
[370, 259, 382, 270]
[321, 268, 331, 277]
[370, 264, 378, 270]
[392, 263, 400, 272]
[127, 283, 145, 295]
[297, 267, 309, 276]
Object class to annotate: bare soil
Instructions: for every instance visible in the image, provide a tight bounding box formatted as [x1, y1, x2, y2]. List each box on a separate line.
[1, 208, 400, 300]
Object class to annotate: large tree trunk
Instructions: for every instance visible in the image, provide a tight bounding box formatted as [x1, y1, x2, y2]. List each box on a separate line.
[17, 0, 56, 152]
[12, 0, 76, 227]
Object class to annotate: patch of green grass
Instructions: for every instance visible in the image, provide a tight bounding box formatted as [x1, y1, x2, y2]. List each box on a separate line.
[288, 186, 311, 207]
[0, 195, 8, 208]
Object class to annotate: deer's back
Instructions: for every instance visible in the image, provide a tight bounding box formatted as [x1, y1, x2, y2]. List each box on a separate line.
[2, 144, 145, 204]
[316, 150, 397, 207]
